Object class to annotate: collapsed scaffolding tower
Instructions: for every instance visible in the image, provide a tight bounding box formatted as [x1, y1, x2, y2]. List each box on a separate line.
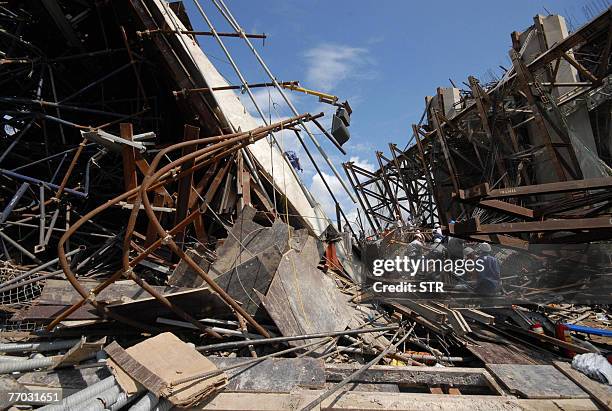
[345, 9, 612, 246]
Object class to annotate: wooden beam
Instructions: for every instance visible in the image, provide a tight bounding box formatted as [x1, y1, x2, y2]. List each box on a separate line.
[473, 177, 612, 199]
[478, 199, 534, 219]
[454, 216, 612, 234]
[173, 124, 199, 251]
[119, 123, 138, 197]
[561, 52, 599, 84]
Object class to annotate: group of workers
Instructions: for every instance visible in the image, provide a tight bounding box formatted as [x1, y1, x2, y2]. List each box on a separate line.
[422, 223, 502, 296]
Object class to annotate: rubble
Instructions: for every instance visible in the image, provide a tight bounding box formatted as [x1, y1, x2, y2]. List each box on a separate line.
[0, 0, 610, 410]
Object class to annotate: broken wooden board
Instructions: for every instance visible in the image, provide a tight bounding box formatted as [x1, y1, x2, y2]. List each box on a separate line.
[106, 333, 226, 407]
[553, 361, 612, 410]
[210, 219, 290, 277]
[466, 339, 548, 365]
[486, 364, 589, 399]
[53, 336, 106, 368]
[257, 237, 353, 349]
[167, 245, 209, 288]
[11, 304, 100, 322]
[38, 279, 180, 305]
[208, 357, 325, 392]
[213, 246, 281, 316]
[108, 287, 234, 321]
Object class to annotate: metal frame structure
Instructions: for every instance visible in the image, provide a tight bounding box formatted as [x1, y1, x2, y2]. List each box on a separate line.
[345, 8, 612, 244]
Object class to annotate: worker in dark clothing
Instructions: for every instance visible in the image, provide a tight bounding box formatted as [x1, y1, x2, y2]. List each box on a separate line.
[474, 242, 501, 295]
[285, 150, 303, 172]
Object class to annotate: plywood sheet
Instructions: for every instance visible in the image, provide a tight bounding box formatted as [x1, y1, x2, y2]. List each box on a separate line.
[486, 364, 589, 399]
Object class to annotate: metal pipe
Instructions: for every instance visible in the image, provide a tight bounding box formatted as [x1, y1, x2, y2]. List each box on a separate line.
[43, 209, 60, 246]
[37, 183, 46, 251]
[54, 139, 87, 200]
[0, 169, 86, 198]
[196, 325, 399, 351]
[38, 376, 119, 411]
[10, 144, 95, 172]
[128, 392, 159, 411]
[0, 339, 80, 353]
[0, 182, 30, 224]
[0, 120, 34, 165]
[0, 355, 55, 374]
[109, 392, 137, 411]
[78, 384, 122, 411]
[0, 229, 42, 263]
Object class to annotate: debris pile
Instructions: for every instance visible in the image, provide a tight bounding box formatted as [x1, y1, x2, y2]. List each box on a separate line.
[0, 1, 610, 410]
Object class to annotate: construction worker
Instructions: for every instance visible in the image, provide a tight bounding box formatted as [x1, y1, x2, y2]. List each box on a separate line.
[474, 242, 501, 295]
[432, 222, 443, 241]
[410, 230, 424, 247]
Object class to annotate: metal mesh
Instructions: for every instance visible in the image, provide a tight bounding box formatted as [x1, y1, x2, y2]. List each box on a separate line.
[0, 262, 43, 332]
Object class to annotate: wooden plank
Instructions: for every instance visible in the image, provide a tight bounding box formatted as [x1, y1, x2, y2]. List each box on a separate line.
[258, 237, 353, 349]
[105, 341, 168, 395]
[390, 301, 447, 324]
[38, 279, 181, 306]
[477, 200, 534, 219]
[455, 216, 612, 235]
[500, 324, 594, 354]
[119, 123, 138, 195]
[107, 287, 234, 322]
[486, 364, 588, 399]
[325, 364, 496, 390]
[456, 308, 495, 325]
[208, 357, 325, 392]
[457, 183, 490, 200]
[486, 177, 612, 199]
[214, 249, 281, 316]
[174, 124, 199, 250]
[467, 341, 544, 365]
[11, 304, 100, 321]
[553, 361, 612, 410]
[54, 336, 106, 368]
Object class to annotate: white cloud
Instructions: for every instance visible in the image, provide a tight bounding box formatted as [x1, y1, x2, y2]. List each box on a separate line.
[309, 171, 350, 218]
[303, 43, 374, 91]
[349, 156, 375, 172]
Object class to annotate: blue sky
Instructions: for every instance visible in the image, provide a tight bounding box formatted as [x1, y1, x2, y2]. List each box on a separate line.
[183, 0, 605, 224]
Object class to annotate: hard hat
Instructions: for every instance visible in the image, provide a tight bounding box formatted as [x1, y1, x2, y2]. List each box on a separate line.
[434, 223, 440, 228]
[478, 243, 492, 253]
